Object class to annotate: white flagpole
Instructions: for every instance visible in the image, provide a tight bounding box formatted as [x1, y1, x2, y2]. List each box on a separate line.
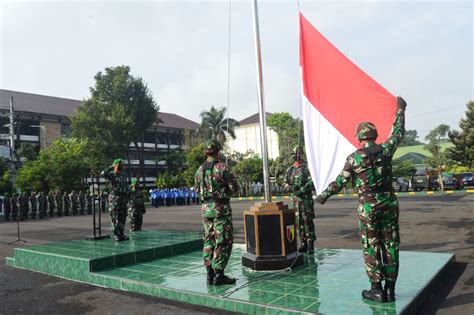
[251, 0, 271, 203]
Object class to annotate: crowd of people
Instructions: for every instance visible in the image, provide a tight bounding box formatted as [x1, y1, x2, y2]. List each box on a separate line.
[2, 191, 108, 221]
[149, 188, 199, 207]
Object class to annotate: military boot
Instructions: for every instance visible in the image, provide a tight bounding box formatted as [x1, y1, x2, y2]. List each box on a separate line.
[206, 266, 215, 285]
[362, 282, 386, 303]
[385, 280, 396, 302]
[307, 241, 314, 254]
[298, 241, 308, 253]
[213, 271, 236, 286]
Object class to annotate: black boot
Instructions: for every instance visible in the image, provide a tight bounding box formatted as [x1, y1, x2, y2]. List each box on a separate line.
[307, 241, 314, 254]
[298, 241, 308, 253]
[213, 271, 236, 286]
[206, 266, 215, 285]
[362, 282, 387, 303]
[385, 280, 396, 302]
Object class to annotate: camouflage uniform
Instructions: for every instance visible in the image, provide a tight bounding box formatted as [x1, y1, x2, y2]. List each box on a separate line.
[317, 97, 406, 302]
[102, 159, 129, 241]
[285, 155, 316, 251]
[63, 192, 71, 216]
[55, 192, 63, 217]
[86, 192, 93, 215]
[195, 140, 238, 285]
[19, 193, 28, 220]
[10, 194, 19, 221]
[100, 192, 107, 213]
[70, 191, 78, 216]
[38, 192, 47, 219]
[29, 192, 38, 219]
[3, 195, 11, 221]
[128, 180, 146, 231]
[47, 192, 55, 217]
[78, 191, 85, 215]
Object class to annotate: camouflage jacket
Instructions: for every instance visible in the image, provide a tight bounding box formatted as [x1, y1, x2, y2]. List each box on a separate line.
[194, 157, 237, 204]
[285, 161, 314, 199]
[102, 168, 129, 198]
[129, 188, 146, 214]
[319, 107, 405, 201]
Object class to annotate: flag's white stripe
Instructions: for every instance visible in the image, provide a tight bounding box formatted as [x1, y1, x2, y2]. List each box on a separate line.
[301, 93, 356, 194]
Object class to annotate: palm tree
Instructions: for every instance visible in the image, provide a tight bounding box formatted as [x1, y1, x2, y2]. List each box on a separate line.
[198, 106, 240, 145]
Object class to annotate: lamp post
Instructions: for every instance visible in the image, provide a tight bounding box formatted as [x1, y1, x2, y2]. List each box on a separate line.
[30, 125, 46, 149]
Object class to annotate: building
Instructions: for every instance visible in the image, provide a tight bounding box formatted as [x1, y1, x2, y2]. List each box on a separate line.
[226, 113, 279, 160]
[0, 89, 199, 186]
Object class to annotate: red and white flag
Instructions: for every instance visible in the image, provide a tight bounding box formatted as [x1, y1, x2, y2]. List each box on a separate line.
[299, 12, 397, 193]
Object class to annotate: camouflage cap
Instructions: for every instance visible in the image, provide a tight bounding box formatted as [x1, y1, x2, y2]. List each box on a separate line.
[112, 159, 122, 166]
[355, 122, 378, 140]
[131, 178, 138, 185]
[204, 139, 221, 154]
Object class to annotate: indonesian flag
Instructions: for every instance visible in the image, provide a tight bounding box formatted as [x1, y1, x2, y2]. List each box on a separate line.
[299, 12, 397, 193]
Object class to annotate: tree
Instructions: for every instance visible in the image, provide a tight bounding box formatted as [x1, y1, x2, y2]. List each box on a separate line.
[392, 159, 416, 179]
[424, 124, 451, 190]
[0, 159, 14, 194]
[183, 143, 207, 187]
[399, 129, 423, 147]
[198, 106, 239, 145]
[448, 101, 473, 169]
[71, 66, 158, 183]
[267, 113, 304, 164]
[16, 143, 39, 161]
[16, 138, 90, 192]
[234, 156, 263, 196]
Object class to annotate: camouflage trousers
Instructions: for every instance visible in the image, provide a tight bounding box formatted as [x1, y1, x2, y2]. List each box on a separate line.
[4, 205, 10, 220]
[128, 207, 144, 231]
[358, 195, 400, 283]
[293, 196, 316, 243]
[11, 206, 18, 221]
[202, 214, 233, 273]
[109, 196, 128, 237]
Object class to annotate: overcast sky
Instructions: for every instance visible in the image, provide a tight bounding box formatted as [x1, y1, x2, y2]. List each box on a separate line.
[1, 0, 472, 139]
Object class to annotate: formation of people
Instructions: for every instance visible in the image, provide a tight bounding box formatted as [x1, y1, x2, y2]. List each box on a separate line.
[149, 187, 199, 207]
[2, 190, 108, 221]
[193, 96, 407, 305]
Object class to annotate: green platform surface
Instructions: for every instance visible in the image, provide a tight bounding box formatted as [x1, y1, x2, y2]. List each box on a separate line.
[6, 231, 453, 315]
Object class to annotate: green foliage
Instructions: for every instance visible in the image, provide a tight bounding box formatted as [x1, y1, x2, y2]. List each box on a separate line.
[399, 129, 423, 147]
[392, 159, 416, 178]
[183, 143, 207, 187]
[198, 106, 239, 145]
[267, 113, 304, 163]
[16, 138, 90, 192]
[424, 124, 452, 190]
[448, 101, 474, 169]
[16, 143, 39, 161]
[0, 159, 14, 194]
[71, 65, 158, 173]
[234, 156, 263, 195]
[270, 156, 291, 186]
[156, 171, 186, 189]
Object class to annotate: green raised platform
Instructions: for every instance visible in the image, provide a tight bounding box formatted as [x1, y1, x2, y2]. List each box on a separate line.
[6, 231, 454, 314]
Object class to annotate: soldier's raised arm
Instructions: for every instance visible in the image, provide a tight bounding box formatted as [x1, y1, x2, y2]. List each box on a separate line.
[383, 96, 407, 156]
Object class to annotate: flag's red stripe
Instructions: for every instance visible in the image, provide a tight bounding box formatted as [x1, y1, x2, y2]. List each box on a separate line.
[300, 12, 396, 147]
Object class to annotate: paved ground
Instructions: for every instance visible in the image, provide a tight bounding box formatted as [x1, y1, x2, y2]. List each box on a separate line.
[0, 194, 473, 314]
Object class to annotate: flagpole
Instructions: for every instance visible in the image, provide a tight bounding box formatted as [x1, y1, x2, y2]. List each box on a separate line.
[251, 0, 271, 203]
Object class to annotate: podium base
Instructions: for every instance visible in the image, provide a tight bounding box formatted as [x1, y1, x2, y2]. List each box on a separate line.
[242, 251, 303, 271]
[85, 235, 110, 241]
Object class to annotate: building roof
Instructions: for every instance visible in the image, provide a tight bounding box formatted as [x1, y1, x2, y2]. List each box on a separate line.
[239, 112, 272, 126]
[0, 89, 82, 117]
[0, 89, 198, 129]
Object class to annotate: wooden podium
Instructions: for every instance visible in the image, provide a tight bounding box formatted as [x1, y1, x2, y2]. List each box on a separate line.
[242, 201, 303, 270]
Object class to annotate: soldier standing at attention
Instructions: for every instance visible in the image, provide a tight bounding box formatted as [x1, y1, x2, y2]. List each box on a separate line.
[47, 191, 55, 217]
[128, 179, 146, 232]
[39, 191, 48, 219]
[86, 191, 93, 215]
[63, 191, 70, 216]
[195, 139, 238, 286]
[316, 97, 407, 303]
[102, 159, 129, 242]
[29, 191, 38, 219]
[285, 146, 316, 254]
[55, 191, 63, 217]
[70, 191, 78, 216]
[4, 193, 11, 221]
[10, 193, 19, 221]
[78, 191, 85, 215]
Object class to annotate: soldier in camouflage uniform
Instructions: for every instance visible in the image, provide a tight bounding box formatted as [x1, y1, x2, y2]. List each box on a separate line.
[10, 193, 19, 221]
[86, 191, 93, 215]
[78, 191, 85, 215]
[70, 191, 79, 216]
[63, 191, 71, 216]
[102, 159, 129, 242]
[285, 146, 316, 254]
[316, 97, 407, 303]
[4, 194, 11, 221]
[19, 193, 28, 220]
[195, 139, 238, 286]
[29, 191, 38, 219]
[55, 191, 63, 217]
[128, 179, 146, 232]
[47, 191, 55, 217]
[38, 191, 47, 219]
